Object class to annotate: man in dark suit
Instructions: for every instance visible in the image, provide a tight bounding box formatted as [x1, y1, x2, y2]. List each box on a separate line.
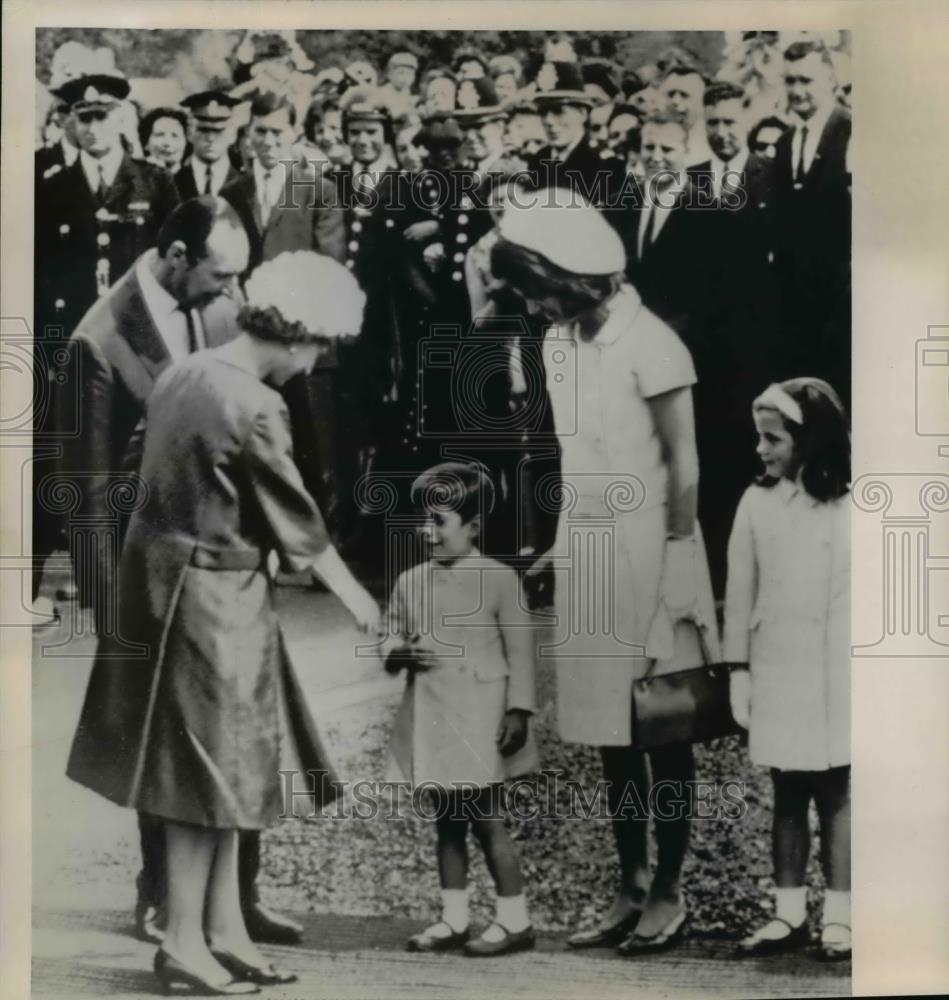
[221, 91, 345, 274]
[174, 88, 243, 200]
[769, 39, 852, 404]
[689, 83, 782, 596]
[624, 109, 742, 597]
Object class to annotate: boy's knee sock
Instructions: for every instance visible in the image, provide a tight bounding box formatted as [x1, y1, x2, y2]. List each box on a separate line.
[775, 886, 807, 928]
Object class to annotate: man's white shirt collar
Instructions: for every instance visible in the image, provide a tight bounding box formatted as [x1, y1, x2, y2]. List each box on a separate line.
[135, 248, 200, 362]
[192, 156, 231, 196]
[79, 146, 124, 193]
[711, 147, 749, 198]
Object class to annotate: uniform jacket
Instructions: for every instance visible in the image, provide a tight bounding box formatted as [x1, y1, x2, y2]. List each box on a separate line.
[527, 137, 630, 229]
[35, 154, 180, 340]
[723, 480, 850, 770]
[221, 164, 346, 275]
[57, 262, 240, 624]
[174, 158, 243, 201]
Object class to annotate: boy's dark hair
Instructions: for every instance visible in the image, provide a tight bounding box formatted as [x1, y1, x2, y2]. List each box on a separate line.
[410, 461, 496, 524]
[641, 107, 690, 138]
[755, 377, 851, 501]
[663, 64, 707, 85]
[303, 93, 339, 143]
[250, 90, 297, 127]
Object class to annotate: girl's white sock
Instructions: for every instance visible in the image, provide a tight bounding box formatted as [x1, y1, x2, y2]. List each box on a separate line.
[440, 888, 469, 933]
[822, 889, 851, 929]
[774, 886, 807, 928]
[495, 893, 530, 933]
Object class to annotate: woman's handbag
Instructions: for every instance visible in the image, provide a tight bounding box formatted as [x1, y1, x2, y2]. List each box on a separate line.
[631, 618, 740, 749]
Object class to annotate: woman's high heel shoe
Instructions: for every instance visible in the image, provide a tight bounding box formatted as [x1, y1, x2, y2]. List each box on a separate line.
[210, 948, 299, 985]
[153, 949, 260, 995]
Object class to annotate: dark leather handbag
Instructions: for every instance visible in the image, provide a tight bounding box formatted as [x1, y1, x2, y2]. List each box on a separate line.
[631, 619, 740, 749]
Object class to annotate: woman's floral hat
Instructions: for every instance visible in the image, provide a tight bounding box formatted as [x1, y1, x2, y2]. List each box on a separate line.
[241, 251, 366, 344]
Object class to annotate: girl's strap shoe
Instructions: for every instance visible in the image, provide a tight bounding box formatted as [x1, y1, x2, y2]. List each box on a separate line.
[210, 948, 298, 985]
[818, 922, 852, 962]
[566, 908, 642, 949]
[464, 923, 536, 957]
[406, 920, 470, 952]
[736, 917, 810, 956]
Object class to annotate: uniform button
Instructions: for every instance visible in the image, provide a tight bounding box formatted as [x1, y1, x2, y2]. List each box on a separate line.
[135, 216, 145, 226]
[58, 224, 70, 235]
[345, 259, 355, 269]
[456, 233, 467, 244]
[54, 298, 65, 309]
[352, 220, 363, 233]
[348, 240, 359, 252]
[451, 271, 463, 281]
[385, 218, 395, 228]
[453, 252, 465, 262]
[458, 213, 469, 224]
[97, 232, 110, 247]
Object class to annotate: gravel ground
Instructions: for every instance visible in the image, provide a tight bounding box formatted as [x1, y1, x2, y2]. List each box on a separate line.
[262, 646, 830, 939]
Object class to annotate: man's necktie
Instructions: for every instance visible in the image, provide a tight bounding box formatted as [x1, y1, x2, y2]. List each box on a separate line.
[260, 170, 273, 227]
[178, 305, 200, 355]
[640, 204, 657, 259]
[794, 125, 808, 188]
[203, 167, 213, 195]
[96, 163, 110, 206]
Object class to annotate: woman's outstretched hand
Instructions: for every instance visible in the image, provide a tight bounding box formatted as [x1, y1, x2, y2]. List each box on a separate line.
[343, 583, 382, 633]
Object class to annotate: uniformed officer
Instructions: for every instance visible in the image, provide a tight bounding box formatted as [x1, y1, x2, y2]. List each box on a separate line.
[35, 72, 180, 342]
[452, 76, 526, 179]
[175, 87, 244, 200]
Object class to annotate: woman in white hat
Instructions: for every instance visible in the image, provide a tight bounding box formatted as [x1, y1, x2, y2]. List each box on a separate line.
[490, 190, 719, 955]
[67, 251, 380, 994]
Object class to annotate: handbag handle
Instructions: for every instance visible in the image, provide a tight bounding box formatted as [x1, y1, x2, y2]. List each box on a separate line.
[639, 614, 713, 686]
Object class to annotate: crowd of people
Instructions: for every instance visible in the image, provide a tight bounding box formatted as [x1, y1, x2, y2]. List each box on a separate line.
[33, 28, 852, 995]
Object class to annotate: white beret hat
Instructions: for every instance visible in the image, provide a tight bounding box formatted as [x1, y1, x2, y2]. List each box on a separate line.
[497, 187, 626, 275]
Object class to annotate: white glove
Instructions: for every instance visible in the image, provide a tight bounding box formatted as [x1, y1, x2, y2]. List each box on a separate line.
[729, 668, 751, 730]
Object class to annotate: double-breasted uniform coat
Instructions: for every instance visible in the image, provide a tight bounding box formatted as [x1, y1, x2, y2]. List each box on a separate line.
[66, 352, 339, 828]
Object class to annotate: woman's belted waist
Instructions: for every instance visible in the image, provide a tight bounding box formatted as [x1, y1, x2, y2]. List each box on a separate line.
[189, 543, 265, 571]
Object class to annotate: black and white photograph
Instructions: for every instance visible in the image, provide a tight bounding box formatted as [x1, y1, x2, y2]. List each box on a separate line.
[2, 3, 948, 999]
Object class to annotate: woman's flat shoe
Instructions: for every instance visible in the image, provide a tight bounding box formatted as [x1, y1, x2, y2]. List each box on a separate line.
[153, 949, 260, 995]
[464, 923, 536, 957]
[406, 921, 470, 952]
[736, 917, 810, 956]
[617, 909, 687, 955]
[210, 948, 298, 985]
[566, 910, 642, 949]
[818, 922, 851, 962]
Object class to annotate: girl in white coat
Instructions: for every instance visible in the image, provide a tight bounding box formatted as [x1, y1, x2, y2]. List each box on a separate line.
[724, 378, 851, 961]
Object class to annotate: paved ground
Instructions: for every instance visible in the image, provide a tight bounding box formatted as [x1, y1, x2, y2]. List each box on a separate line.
[31, 574, 851, 1000]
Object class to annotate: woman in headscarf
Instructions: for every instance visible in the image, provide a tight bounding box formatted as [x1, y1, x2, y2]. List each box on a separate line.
[66, 251, 380, 994]
[489, 191, 720, 955]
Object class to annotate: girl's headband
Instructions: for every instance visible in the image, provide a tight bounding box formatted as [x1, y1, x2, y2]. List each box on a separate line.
[753, 383, 803, 425]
